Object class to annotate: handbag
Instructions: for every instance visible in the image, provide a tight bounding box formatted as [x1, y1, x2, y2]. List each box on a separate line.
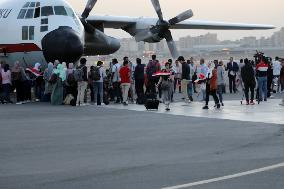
[64, 94, 74, 105]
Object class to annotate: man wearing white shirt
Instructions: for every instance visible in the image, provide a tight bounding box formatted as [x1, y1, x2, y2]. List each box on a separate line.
[272, 57, 281, 93]
[111, 59, 122, 103]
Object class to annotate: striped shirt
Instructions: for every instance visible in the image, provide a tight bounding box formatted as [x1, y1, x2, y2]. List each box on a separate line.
[256, 61, 268, 77]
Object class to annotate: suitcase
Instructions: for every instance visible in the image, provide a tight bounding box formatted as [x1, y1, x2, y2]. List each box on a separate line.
[145, 99, 159, 110]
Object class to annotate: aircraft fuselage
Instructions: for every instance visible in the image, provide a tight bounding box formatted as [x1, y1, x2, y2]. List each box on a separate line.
[0, 0, 84, 67]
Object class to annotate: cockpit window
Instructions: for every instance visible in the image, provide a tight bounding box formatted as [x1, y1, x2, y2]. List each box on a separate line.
[29, 2, 36, 7]
[34, 7, 40, 18]
[41, 6, 54, 17]
[23, 2, 30, 8]
[18, 3, 75, 19]
[54, 6, 67, 16]
[25, 9, 34, 19]
[18, 2, 41, 19]
[18, 9, 27, 19]
[66, 7, 76, 18]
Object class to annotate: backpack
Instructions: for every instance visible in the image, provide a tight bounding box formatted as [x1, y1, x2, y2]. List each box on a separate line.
[74, 66, 84, 82]
[147, 61, 158, 79]
[90, 67, 101, 81]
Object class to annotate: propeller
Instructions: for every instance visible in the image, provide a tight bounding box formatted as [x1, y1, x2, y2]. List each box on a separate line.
[136, 0, 194, 58]
[81, 0, 98, 19]
[164, 30, 179, 60]
[80, 0, 98, 33]
[150, 0, 163, 21]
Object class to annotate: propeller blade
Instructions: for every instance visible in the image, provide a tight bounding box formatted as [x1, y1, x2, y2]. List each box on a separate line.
[164, 30, 179, 59]
[135, 30, 153, 42]
[168, 9, 193, 25]
[81, 0, 98, 19]
[151, 0, 164, 21]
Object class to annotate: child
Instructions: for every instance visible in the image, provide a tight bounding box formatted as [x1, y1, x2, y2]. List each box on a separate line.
[157, 64, 174, 111]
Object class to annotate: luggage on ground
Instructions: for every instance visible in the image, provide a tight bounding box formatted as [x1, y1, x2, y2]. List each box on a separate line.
[145, 98, 159, 110]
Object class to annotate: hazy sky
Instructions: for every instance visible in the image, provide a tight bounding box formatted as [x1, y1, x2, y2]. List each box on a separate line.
[66, 0, 283, 41]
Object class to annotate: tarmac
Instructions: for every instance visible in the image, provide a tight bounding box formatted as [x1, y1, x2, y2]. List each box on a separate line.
[0, 94, 283, 189]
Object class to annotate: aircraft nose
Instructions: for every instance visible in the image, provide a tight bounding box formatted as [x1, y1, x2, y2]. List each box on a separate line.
[42, 27, 84, 63]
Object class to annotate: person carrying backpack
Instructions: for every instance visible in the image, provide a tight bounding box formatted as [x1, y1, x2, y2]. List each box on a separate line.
[92, 61, 106, 105]
[146, 55, 161, 97]
[75, 58, 88, 106]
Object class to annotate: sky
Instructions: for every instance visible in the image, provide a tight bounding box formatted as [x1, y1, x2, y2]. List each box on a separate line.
[66, 0, 283, 41]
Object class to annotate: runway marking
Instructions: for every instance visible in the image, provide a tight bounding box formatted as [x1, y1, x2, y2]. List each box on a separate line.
[161, 162, 284, 189]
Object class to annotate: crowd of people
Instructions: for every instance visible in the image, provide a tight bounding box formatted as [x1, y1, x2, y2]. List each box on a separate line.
[1, 53, 284, 110]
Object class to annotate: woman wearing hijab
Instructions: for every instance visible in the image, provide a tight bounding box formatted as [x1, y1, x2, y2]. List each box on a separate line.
[1, 64, 13, 104]
[54, 60, 60, 69]
[11, 61, 26, 104]
[67, 63, 75, 75]
[43, 62, 54, 102]
[65, 63, 77, 105]
[51, 64, 66, 105]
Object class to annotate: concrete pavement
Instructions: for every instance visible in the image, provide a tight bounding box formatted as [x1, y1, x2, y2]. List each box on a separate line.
[0, 101, 283, 189]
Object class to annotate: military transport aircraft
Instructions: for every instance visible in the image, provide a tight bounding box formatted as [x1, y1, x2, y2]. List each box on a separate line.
[0, 0, 275, 66]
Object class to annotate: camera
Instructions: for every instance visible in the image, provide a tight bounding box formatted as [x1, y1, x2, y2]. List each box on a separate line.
[253, 51, 270, 64]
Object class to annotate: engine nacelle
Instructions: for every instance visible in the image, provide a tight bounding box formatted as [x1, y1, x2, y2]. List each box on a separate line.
[143, 33, 163, 43]
[84, 29, 120, 56]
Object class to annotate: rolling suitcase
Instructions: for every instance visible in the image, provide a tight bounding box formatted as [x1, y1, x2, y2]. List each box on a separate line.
[145, 98, 159, 110]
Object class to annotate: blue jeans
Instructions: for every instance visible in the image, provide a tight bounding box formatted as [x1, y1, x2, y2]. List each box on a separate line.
[217, 84, 224, 103]
[93, 82, 103, 104]
[187, 81, 193, 97]
[258, 77, 267, 100]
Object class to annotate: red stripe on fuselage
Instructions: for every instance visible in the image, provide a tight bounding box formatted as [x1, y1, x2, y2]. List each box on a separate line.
[0, 43, 42, 53]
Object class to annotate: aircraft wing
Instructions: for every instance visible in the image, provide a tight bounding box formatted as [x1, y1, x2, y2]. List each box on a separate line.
[170, 20, 275, 30]
[87, 15, 275, 30]
[87, 15, 138, 29]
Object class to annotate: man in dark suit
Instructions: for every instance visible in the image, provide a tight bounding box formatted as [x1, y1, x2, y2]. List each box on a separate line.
[226, 57, 239, 93]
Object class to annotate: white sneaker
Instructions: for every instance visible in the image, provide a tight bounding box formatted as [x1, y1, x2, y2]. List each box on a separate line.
[35, 99, 40, 102]
[16, 101, 23, 105]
